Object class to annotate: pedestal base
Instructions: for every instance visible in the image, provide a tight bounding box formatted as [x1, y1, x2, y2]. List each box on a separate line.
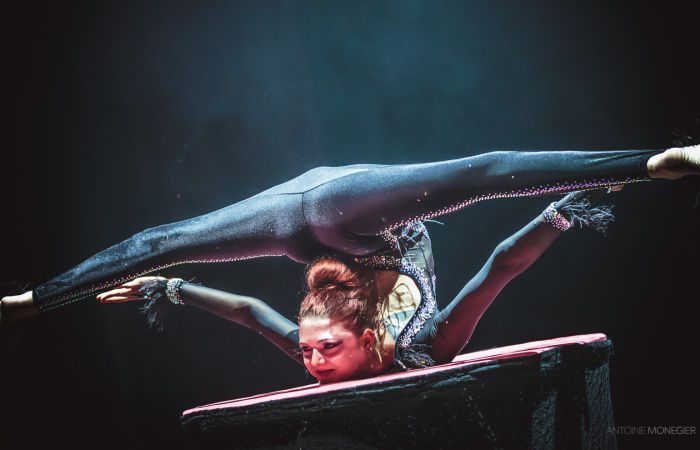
[181, 334, 616, 450]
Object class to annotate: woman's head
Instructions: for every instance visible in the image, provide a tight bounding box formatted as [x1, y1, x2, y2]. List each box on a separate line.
[298, 258, 383, 383]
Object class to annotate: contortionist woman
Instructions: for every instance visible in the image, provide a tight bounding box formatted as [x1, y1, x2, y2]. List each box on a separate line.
[1, 146, 698, 383]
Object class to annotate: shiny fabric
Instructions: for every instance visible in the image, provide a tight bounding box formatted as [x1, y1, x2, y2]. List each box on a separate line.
[351, 221, 438, 369]
[34, 149, 658, 313]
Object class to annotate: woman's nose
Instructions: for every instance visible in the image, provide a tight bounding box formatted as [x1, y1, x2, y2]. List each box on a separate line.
[311, 349, 325, 366]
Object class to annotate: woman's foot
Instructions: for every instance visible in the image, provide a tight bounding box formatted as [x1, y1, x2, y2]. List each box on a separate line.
[647, 145, 700, 180]
[0, 291, 37, 326]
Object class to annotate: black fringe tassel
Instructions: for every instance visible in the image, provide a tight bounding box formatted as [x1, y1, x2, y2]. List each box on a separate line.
[138, 278, 169, 331]
[559, 199, 615, 234]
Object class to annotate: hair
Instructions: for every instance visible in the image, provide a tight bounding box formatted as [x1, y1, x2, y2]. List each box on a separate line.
[298, 258, 382, 340]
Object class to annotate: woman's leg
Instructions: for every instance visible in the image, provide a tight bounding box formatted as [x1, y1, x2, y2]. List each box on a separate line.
[302, 150, 660, 246]
[31, 194, 304, 313]
[17, 164, 389, 316]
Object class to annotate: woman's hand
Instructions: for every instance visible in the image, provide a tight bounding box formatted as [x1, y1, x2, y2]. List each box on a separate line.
[647, 145, 700, 180]
[96, 276, 167, 304]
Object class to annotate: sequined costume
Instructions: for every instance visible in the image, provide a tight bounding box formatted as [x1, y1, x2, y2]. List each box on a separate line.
[34, 149, 658, 317]
[352, 221, 439, 369]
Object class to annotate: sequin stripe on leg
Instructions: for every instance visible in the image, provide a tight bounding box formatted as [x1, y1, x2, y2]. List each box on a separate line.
[378, 176, 649, 247]
[36, 253, 286, 313]
[39, 292, 100, 313]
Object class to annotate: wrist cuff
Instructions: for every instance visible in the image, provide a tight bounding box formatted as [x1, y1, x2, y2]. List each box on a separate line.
[543, 203, 572, 231]
[166, 278, 186, 305]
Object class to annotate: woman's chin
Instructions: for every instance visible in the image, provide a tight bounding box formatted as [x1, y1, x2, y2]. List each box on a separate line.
[313, 369, 337, 383]
[322, 371, 378, 385]
[316, 371, 361, 384]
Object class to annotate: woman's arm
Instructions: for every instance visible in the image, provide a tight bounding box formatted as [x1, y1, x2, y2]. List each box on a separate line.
[181, 283, 302, 364]
[423, 190, 610, 363]
[97, 278, 303, 365]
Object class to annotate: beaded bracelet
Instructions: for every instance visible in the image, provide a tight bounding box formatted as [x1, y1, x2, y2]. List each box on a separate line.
[543, 202, 572, 231]
[165, 278, 186, 305]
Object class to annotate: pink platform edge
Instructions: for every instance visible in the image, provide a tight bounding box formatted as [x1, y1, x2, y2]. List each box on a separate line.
[182, 333, 607, 416]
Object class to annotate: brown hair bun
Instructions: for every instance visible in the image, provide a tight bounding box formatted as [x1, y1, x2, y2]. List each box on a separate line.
[299, 258, 381, 339]
[306, 258, 365, 292]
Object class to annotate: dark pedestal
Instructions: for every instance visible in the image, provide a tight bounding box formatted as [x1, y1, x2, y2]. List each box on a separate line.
[181, 337, 616, 450]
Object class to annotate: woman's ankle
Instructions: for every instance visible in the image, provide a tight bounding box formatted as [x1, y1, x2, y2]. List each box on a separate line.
[647, 146, 700, 180]
[1, 291, 38, 324]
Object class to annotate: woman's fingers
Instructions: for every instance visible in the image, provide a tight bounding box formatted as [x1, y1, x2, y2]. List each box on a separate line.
[97, 276, 165, 303]
[120, 280, 141, 288]
[96, 287, 136, 301]
[122, 276, 161, 288]
[99, 294, 141, 304]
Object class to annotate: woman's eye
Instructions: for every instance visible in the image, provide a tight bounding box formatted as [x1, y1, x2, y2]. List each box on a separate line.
[300, 347, 311, 353]
[324, 343, 339, 349]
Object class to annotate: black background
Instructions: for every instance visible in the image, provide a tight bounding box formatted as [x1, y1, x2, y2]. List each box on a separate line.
[2, 1, 698, 449]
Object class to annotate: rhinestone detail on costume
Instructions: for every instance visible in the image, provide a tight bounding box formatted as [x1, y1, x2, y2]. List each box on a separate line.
[354, 222, 437, 351]
[378, 176, 648, 247]
[37, 253, 285, 313]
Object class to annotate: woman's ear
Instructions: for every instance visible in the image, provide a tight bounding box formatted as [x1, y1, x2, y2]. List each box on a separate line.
[362, 328, 376, 349]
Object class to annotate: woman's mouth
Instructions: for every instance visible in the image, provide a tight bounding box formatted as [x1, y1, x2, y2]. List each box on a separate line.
[315, 369, 334, 377]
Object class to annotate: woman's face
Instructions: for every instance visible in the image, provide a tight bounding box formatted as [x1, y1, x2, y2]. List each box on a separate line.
[298, 316, 373, 384]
